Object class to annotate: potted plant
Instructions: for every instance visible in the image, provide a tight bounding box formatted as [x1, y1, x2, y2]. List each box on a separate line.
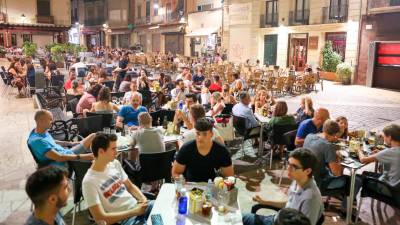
[22, 41, 38, 58]
[50, 44, 65, 68]
[0, 46, 6, 58]
[336, 62, 352, 85]
[320, 41, 342, 81]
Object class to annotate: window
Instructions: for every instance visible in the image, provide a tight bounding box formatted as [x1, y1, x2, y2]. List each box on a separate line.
[11, 34, 17, 46]
[0, 33, 4, 46]
[37, 0, 51, 16]
[146, 0, 150, 17]
[22, 34, 32, 43]
[329, 0, 347, 20]
[266, 0, 278, 26]
[137, 5, 141, 18]
[197, 4, 213, 11]
[154, 0, 158, 16]
[295, 0, 309, 22]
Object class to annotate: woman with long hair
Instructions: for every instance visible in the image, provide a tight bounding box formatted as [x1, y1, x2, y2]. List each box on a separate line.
[336, 116, 349, 139]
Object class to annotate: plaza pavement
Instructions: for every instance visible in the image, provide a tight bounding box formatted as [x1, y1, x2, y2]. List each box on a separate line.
[0, 76, 399, 225]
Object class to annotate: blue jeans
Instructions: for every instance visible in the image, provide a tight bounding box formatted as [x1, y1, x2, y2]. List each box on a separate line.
[120, 201, 154, 225]
[242, 213, 275, 225]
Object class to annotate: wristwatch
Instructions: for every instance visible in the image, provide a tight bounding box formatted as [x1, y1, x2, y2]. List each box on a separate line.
[76, 154, 80, 160]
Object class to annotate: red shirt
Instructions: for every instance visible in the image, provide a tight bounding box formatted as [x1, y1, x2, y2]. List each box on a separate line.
[209, 83, 222, 92]
[64, 79, 73, 90]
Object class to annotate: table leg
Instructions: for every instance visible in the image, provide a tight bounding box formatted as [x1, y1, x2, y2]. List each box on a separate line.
[346, 168, 356, 224]
[258, 123, 264, 157]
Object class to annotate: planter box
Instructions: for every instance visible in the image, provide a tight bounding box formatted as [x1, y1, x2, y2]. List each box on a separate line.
[320, 71, 338, 81]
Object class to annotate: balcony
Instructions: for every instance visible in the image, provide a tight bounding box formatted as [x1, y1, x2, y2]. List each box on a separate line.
[368, 0, 400, 14]
[322, 5, 348, 24]
[260, 13, 279, 28]
[165, 11, 182, 23]
[36, 15, 54, 24]
[135, 17, 147, 26]
[84, 18, 105, 26]
[289, 10, 309, 26]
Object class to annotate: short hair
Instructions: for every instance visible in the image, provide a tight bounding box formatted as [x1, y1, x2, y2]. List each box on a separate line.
[176, 78, 183, 86]
[274, 208, 311, 225]
[239, 91, 249, 101]
[383, 124, 400, 142]
[195, 118, 213, 132]
[34, 109, 51, 122]
[72, 80, 79, 89]
[273, 101, 288, 117]
[138, 112, 152, 126]
[25, 166, 69, 208]
[88, 84, 103, 98]
[204, 78, 212, 88]
[98, 87, 111, 102]
[213, 75, 220, 82]
[185, 93, 197, 102]
[190, 104, 206, 121]
[91, 132, 118, 157]
[323, 119, 341, 136]
[289, 148, 317, 178]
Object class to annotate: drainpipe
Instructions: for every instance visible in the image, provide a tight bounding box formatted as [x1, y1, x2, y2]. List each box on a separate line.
[354, 0, 364, 84]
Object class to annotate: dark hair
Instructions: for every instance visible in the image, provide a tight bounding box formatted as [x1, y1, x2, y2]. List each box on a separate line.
[289, 148, 317, 178]
[274, 208, 311, 225]
[273, 101, 288, 117]
[176, 78, 183, 86]
[25, 166, 69, 208]
[91, 132, 118, 157]
[383, 124, 400, 142]
[123, 74, 132, 82]
[185, 93, 197, 102]
[190, 104, 206, 121]
[239, 91, 249, 101]
[88, 84, 103, 98]
[335, 116, 348, 138]
[233, 72, 240, 80]
[213, 75, 220, 82]
[98, 87, 111, 102]
[195, 118, 213, 132]
[204, 78, 212, 88]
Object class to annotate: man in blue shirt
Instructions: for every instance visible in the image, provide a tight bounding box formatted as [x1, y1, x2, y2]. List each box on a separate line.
[295, 108, 330, 147]
[25, 166, 70, 225]
[117, 92, 148, 129]
[28, 110, 95, 168]
[232, 92, 259, 129]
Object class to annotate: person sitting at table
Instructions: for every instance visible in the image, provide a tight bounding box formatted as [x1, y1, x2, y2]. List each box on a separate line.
[172, 118, 234, 182]
[66, 80, 84, 96]
[295, 108, 330, 147]
[161, 75, 175, 95]
[176, 66, 190, 80]
[97, 69, 110, 84]
[180, 104, 224, 147]
[64, 68, 76, 90]
[358, 124, 400, 188]
[254, 90, 276, 114]
[136, 69, 151, 92]
[192, 66, 205, 85]
[82, 133, 153, 225]
[295, 97, 314, 125]
[76, 83, 103, 115]
[171, 79, 190, 102]
[122, 79, 142, 105]
[119, 74, 132, 93]
[24, 166, 70, 225]
[222, 84, 236, 105]
[201, 78, 212, 107]
[131, 112, 165, 154]
[232, 91, 259, 129]
[90, 87, 120, 122]
[86, 66, 98, 83]
[173, 93, 197, 129]
[117, 93, 148, 130]
[209, 75, 223, 93]
[335, 116, 349, 139]
[206, 92, 225, 117]
[242, 148, 323, 225]
[28, 110, 95, 168]
[273, 208, 311, 225]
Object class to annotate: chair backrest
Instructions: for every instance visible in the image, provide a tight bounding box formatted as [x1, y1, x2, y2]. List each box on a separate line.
[67, 160, 92, 204]
[102, 80, 115, 90]
[51, 75, 65, 88]
[86, 112, 114, 129]
[232, 115, 247, 136]
[361, 175, 400, 208]
[283, 129, 297, 152]
[111, 92, 125, 98]
[269, 124, 298, 145]
[138, 150, 176, 183]
[34, 68, 46, 90]
[221, 103, 234, 115]
[76, 115, 103, 137]
[68, 98, 80, 117]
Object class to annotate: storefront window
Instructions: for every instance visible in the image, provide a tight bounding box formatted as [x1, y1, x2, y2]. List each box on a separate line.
[11, 34, 17, 46]
[326, 32, 347, 61]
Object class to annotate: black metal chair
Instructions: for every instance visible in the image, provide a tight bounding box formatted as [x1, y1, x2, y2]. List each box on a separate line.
[111, 91, 125, 98]
[86, 112, 114, 129]
[102, 80, 115, 90]
[221, 103, 234, 115]
[251, 204, 325, 225]
[50, 74, 65, 88]
[68, 97, 82, 118]
[355, 172, 400, 223]
[68, 160, 92, 225]
[36, 92, 63, 110]
[278, 129, 298, 185]
[76, 115, 103, 138]
[232, 115, 260, 158]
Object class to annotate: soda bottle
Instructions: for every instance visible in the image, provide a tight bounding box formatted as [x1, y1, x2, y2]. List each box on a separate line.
[178, 188, 188, 215]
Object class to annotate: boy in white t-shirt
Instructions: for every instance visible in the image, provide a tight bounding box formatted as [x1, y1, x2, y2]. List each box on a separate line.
[82, 133, 153, 225]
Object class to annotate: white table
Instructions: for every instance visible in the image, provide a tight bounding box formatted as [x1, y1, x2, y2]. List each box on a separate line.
[147, 184, 243, 225]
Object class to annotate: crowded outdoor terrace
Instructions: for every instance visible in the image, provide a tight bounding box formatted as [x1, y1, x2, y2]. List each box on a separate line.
[1, 47, 399, 225]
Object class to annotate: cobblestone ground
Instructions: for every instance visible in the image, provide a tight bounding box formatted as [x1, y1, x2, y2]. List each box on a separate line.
[0, 79, 399, 225]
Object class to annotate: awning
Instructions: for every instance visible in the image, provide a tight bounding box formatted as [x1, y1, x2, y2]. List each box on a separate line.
[185, 27, 219, 37]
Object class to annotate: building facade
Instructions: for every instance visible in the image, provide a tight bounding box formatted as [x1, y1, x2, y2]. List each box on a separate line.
[223, 0, 362, 75]
[356, 0, 400, 90]
[0, 0, 70, 48]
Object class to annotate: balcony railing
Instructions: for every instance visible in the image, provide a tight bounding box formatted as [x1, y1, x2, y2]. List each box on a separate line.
[84, 18, 105, 26]
[36, 15, 54, 24]
[368, 0, 400, 13]
[260, 13, 279, 28]
[166, 11, 182, 23]
[289, 10, 309, 26]
[322, 5, 348, 24]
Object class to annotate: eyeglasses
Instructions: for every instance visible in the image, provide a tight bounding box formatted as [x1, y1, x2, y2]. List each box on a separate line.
[287, 163, 303, 170]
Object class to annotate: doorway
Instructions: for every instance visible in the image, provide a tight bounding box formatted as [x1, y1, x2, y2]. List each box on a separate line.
[264, 34, 278, 66]
[288, 33, 308, 71]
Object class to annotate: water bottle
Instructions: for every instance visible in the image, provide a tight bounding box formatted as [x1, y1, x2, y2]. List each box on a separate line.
[178, 188, 188, 215]
[179, 100, 184, 110]
[205, 179, 213, 201]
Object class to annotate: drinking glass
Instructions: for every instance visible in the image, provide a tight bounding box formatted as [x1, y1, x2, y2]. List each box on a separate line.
[103, 127, 110, 134]
[111, 129, 116, 134]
